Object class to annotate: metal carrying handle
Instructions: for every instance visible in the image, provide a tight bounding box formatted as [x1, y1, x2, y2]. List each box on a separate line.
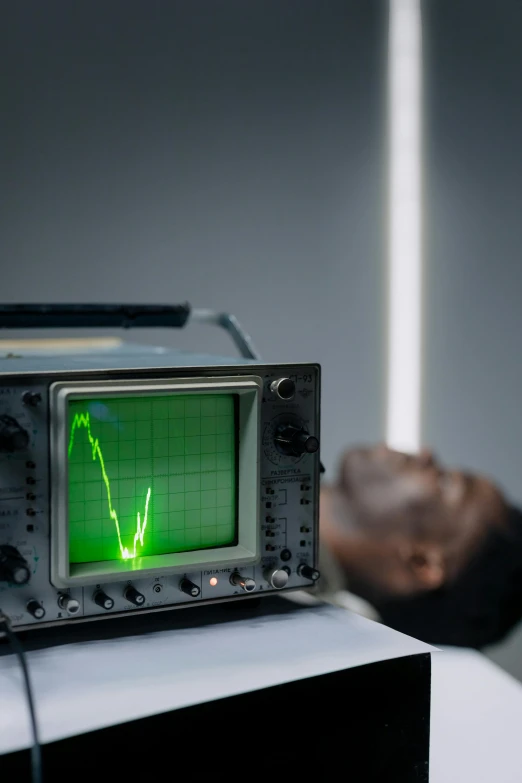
[0, 304, 323, 470]
[0, 303, 260, 361]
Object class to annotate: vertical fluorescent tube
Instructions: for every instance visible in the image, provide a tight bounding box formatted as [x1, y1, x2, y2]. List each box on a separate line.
[386, 0, 423, 453]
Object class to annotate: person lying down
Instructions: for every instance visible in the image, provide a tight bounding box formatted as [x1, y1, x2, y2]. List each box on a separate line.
[312, 444, 522, 649]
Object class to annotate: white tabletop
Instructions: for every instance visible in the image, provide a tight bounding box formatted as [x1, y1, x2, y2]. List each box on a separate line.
[2, 604, 521, 782]
[430, 647, 522, 783]
[0, 604, 432, 755]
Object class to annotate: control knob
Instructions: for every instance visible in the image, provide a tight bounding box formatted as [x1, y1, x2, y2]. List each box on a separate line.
[230, 573, 256, 592]
[0, 545, 31, 585]
[179, 578, 201, 598]
[270, 378, 295, 400]
[22, 391, 42, 407]
[58, 594, 81, 615]
[124, 585, 146, 606]
[297, 563, 321, 582]
[93, 590, 114, 610]
[26, 599, 45, 619]
[274, 424, 319, 457]
[264, 567, 289, 590]
[0, 415, 30, 453]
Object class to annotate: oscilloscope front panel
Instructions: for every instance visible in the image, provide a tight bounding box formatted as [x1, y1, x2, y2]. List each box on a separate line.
[0, 357, 320, 629]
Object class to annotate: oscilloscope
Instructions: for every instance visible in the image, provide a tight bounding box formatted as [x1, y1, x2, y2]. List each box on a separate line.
[0, 304, 321, 630]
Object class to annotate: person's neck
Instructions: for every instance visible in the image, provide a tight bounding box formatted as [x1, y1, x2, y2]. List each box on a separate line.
[320, 484, 383, 597]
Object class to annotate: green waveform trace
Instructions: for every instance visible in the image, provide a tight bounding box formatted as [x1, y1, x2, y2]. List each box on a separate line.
[68, 411, 152, 560]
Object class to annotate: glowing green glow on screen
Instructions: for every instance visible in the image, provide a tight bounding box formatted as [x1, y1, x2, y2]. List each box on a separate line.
[68, 412, 152, 560]
[67, 394, 237, 565]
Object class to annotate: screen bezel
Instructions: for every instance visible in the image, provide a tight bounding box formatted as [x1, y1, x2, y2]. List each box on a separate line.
[50, 376, 262, 588]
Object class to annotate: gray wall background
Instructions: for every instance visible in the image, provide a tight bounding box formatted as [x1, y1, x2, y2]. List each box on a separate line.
[7, 0, 520, 681]
[423, 0, 522, 678]
[1, 0, 386, 478]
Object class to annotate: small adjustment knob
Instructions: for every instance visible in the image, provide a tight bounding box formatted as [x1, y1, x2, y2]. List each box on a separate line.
[270, 378, 295, 400]
[179, 578, 201, 598]
[58, 594, 80, 615]
[230, 573, 256, 592]
[22, 391, 42, 407]
[93, 590, 114, 610]
[26, 599, 45, 619]
[0, 545, 31, 585]
[274, 425, 319, 457]
[264, 568, 289, 590]
[297, 563, 321, 583]
[0, 415, 30, 453]
[124, 585, 146, 606]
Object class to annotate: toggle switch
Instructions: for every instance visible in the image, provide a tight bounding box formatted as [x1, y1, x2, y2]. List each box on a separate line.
[230, 573, 256, 592]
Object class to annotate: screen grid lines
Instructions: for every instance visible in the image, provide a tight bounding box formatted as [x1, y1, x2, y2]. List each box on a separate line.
[67, 393, 237, 565]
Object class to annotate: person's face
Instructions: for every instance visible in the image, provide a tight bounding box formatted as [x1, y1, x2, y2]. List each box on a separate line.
[331, 445, 507, 595]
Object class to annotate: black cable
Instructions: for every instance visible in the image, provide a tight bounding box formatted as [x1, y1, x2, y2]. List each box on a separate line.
[0, 613, 43, 783]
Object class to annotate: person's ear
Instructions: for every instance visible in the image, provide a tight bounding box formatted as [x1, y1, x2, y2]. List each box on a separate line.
[401, 543, 446, 589]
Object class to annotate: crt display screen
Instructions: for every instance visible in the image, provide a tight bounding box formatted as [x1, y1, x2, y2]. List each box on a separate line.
[67, 393, 238, 565]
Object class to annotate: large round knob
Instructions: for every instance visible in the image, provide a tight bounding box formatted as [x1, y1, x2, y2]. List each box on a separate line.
[230, 573, 256, 592]
[264, 567, 289, 590]
[274, 425, 319, 457]
[270, 378, 295, 400]
[0, 545, 31, 584]
[0, 415, 29, 453]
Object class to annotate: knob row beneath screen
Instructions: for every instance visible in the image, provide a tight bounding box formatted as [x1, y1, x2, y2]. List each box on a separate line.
[91, 578, 203, 611]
